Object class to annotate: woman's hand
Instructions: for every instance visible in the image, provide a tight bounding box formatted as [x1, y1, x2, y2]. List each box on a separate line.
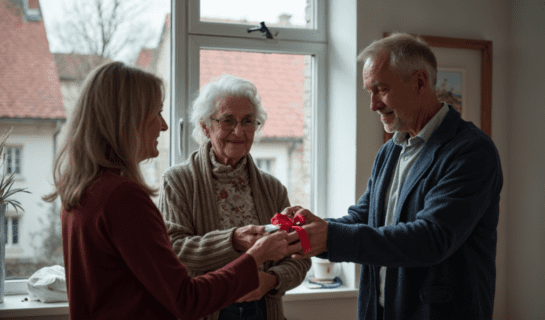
[233, 225, 266, 252]
[246, 231, 289, 266]
[236, 272, 278, 302]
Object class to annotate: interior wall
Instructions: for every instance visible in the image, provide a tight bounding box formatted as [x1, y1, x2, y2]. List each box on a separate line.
[505, 1, 545, 319]
[354, 0, 511, 319]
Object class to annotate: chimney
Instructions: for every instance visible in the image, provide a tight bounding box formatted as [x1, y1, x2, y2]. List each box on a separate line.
[23, 0, 42, 22]
[277, 13, 292, 27]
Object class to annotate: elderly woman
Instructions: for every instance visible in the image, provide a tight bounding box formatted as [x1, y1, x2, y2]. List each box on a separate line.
[159, 74, 311, 320]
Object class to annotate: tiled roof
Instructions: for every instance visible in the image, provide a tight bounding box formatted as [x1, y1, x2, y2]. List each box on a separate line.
[27, 0, 38, 9]
[0, 0, 65, 120]
[53, 53, 110, 80]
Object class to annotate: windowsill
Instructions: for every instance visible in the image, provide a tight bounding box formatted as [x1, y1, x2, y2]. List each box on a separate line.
[6, 246, 24, 255]
[283, 282, 359, 302]
[0, 283, 358, 317]
[0, 295, 68, 318]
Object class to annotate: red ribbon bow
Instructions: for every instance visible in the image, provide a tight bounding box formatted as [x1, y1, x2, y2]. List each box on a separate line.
[270, 213, 311, 253]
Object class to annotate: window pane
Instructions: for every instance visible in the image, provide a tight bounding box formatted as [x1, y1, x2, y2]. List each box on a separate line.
[201, 0, 311, 29]
[12, 218, 18, 244]
[1, 0, 170, 280]
[200, 50, 312, 209]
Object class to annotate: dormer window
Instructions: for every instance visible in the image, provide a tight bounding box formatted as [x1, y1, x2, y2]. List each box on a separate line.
[23, 0, 41, 22]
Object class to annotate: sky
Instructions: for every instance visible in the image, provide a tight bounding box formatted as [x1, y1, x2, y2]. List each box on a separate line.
[40, 0, 170, 56]
[200, 0, 307, 26]
[39, 0, 307, 60]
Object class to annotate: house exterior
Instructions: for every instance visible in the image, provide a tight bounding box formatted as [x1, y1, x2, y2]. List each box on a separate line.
[136, 14, 311, 208]
[0, 0, 65, 270]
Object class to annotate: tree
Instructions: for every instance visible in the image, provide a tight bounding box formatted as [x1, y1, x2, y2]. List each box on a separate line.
[50, 0, 155, 63]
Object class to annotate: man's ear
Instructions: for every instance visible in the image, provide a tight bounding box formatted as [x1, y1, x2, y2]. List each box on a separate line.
[415, 69, 430, 94]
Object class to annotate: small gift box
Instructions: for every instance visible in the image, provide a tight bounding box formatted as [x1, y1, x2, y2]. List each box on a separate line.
[268, 213, 311, 253]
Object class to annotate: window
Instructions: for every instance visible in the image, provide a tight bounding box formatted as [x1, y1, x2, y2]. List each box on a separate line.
[176, 0, 327, 215]
[256, 158, 274, 174]
[4, 146, 22, 175]
[4, 216, 19, 245]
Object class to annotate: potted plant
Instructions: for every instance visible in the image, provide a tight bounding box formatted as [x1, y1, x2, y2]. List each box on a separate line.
[0, 128, 30, 304]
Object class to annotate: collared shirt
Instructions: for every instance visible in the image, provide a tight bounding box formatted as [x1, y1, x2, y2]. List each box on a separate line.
[379, 102, 450, 307]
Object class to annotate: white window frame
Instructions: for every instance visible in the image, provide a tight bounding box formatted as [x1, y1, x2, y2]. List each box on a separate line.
[3, 145, 23, 178]
[187, 1, 326, 42]
[171, 0, 328, 217]
[3, 211, 27, 295]
[4, 216, 20, 247]
[255, 158, 274, 174]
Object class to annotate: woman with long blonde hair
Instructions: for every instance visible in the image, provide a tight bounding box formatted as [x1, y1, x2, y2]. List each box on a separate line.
[44, 61, 288, 320]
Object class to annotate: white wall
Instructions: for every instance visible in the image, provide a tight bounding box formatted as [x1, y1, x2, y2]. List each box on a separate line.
[505, 1, 545, 319]
[3, 123, 56, 260]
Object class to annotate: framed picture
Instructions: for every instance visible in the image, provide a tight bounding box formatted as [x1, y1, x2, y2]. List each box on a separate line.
[436, 68, 465, 114]
[382, 33, 493, 143]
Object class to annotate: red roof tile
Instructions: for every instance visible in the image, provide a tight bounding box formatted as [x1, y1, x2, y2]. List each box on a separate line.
[0, 0, 65, 120]
[27, 0, 38, 9]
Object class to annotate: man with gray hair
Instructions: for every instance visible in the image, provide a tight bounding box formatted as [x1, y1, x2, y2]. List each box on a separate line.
[285, 33, 503, 319]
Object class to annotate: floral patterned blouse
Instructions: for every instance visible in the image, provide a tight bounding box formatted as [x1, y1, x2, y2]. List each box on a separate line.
[209, 149, 260, 230]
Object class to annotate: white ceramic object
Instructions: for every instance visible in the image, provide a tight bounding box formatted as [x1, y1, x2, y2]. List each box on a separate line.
[311, 257, 340, 281]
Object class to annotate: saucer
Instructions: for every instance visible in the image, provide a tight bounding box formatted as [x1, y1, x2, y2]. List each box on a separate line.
[304, 277, 343, 289]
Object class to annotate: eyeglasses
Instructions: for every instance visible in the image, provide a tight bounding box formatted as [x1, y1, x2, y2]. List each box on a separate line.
[210, 117, 261, 131]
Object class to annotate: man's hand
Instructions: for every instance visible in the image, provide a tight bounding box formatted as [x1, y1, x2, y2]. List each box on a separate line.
[233, 225, 265, 252]
[283, 206, 329, 259]
[236, 272, 278, 302]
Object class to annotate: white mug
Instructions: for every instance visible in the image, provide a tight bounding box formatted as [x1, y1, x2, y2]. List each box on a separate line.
[311, 257, 340, 281]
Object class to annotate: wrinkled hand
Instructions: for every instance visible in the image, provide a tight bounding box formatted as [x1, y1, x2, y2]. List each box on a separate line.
[284, 207, 328, 259]
[233, 225, 266, 252]
[236, 272, 278, 302]
[247, 231, 289, 266]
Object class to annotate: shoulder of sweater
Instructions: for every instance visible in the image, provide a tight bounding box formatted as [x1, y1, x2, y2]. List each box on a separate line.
[95, 171, 143, 194]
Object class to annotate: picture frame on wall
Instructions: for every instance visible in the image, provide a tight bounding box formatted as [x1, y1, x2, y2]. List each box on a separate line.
[436, 68, 465, 115]
[382, 33, 493, 143]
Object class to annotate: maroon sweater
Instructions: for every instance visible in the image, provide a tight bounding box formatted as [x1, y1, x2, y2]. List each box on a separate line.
[61, 171, 258, 319]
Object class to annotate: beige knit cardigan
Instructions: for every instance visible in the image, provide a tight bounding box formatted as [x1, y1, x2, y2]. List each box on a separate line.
[158, 142, 311, 320]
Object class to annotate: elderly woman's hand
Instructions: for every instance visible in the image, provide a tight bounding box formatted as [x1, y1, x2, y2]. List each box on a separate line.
[233, 225, 266, 252]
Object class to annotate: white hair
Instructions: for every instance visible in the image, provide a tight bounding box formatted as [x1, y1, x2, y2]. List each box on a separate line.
[190, 74, 267, 145]
[358, 33, 438, 90]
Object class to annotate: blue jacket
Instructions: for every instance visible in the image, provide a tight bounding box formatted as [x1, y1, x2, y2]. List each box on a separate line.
[324, 106, 503, 320]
